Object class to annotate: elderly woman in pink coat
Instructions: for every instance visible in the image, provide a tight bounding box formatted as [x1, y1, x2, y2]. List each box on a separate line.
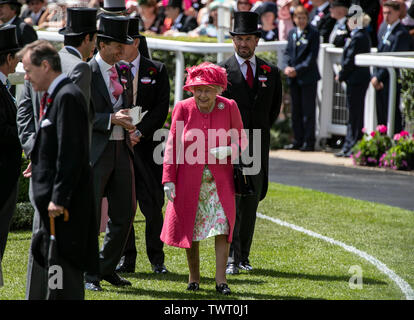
[161, 62, 247, 295]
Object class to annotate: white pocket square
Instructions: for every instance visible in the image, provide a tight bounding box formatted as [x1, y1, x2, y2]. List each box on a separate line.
[40, 119, 52, 128]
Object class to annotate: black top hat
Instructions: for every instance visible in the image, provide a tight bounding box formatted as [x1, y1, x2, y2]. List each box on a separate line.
[166, 0, 182, 9]
[127, 17, 141, 39]
[230, 12, 261, 37]
[59, 8, 98, 36]
[0, 25, 21, 55]
[0, 0, 22, 7]
[102, 0, 127, 13]
[98, 15, 133, 45]
[330, 0, 351, 8]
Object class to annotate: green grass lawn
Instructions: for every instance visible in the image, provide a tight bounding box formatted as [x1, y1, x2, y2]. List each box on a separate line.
[1, 182, 413, 300]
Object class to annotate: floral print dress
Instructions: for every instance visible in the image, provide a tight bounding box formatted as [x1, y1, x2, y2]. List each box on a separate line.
[192, 165, 229, 241]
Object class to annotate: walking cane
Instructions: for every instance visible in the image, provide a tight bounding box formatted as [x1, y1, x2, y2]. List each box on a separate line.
[47, 209, 69, 300]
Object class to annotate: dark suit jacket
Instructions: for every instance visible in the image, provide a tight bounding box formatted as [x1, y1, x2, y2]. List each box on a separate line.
[89, 57, 134, 166]
[330, 22, 350, 48]
[30, 77, 98, 272]
[219, 55, 282, 201]
[120, 56, 170, 210]
[0, 81, 21, 206]
[11, 16, 38, 47]
[374, 22, 414, 83]
[338, 28, 371, 85]
[174, 13, 198, 32]
[283, 24, 321, 86]
[309, 4, 336, 43]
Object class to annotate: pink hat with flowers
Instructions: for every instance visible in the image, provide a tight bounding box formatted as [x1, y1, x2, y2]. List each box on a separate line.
[183, 62, 228, 92]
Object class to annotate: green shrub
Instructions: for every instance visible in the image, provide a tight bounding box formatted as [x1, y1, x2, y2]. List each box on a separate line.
[10, 202, 34, 231]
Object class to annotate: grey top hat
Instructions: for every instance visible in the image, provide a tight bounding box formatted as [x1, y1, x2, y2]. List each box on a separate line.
[0, 25, 21, 55]
[101, 0, 127, 13]
[98, 15, 133, 45]
[230, 12, 261, 37]
[59, 8, 98, 36]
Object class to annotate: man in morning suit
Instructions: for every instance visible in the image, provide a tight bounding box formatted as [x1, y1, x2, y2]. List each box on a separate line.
[19, 40, 98, 300]
[16, 7, 98, 299]
[0, 25, 21, 260]
[309, 0, 336, 43]
[0, 0, 37, 46]
[219, 11, 282, 275]
[328, 0, 351, 48]
[335, 7, 371, 157]
[115, 17, 170, 274]
[84, 15, 137, 291]
[371, 1, 413, 134]
[58, 7, 98, 142]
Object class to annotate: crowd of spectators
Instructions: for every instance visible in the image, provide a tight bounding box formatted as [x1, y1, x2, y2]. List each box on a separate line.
[1, 0, 414, 43]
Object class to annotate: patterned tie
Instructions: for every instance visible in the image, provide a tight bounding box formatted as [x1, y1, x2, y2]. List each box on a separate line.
[109, 66, 123, 100]
[39, 92, 48, 121]
[245, 60, 254, 89]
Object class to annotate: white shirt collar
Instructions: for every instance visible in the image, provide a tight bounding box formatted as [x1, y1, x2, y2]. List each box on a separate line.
[174, 13, 184, 25]
[388, 19, 401, 31]
[338, 17, 347, 25]
[235, 52, 256, 68]
[47, 73, 67, 96]
[64, 45, 82, 59]
[130, 53, 141, 77]
[96, 51, 114, 75]
[4, 15, 16, 26]
[0, 71, 7, 86]
[317, 2, 329, 12]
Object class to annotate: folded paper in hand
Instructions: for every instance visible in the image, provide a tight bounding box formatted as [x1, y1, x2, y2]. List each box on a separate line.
[129, 106, 148, 125]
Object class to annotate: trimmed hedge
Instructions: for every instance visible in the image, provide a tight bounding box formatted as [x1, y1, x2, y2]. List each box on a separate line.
[10, 202, 34, 231]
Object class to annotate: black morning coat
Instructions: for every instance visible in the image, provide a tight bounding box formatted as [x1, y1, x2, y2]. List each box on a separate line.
[219, 55, 282, 201]
[338, 28, 371, 85]
[30, 77, 99, 273]
[0, 81, 21, 207]
[119, 55, 170, 211]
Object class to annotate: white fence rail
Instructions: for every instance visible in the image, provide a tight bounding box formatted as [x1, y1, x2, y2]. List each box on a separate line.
[10, 32, 414, 144]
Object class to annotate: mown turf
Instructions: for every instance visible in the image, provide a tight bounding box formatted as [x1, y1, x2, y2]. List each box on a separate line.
[0, 182, 412, 300]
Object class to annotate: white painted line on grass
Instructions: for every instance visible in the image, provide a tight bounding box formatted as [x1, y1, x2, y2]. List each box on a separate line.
[257, 212, 414, 300]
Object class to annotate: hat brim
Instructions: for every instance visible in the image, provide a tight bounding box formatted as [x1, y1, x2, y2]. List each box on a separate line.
[229, 31, 261, 37]
[183, 81, 224, 91]
[58, 27, 98, 36]
[100, 8, 129, 15]
[0, 47, 21, 55]
[0, 1, 22, 6]
[97, 33, 134, 45]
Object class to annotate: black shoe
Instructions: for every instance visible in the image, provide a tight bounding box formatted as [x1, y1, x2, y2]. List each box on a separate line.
[284, 143, 301, 150]
[115, 262, 135, 273]
[238, 261, 253, 271]
[335, 150, 346, 157]
[101, 272, 132, 286]
[216, 283, 231, 295]
[152, 264, 168, 274]
[186, 282, 199, 291]
[225, 263, 239, 275]
[300, 143, 315, 152]
[85, 281, 102, 291]
[335, 150, 352, 158]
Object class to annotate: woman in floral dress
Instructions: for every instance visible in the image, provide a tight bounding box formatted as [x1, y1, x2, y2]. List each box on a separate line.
[161, 62, 247, 295]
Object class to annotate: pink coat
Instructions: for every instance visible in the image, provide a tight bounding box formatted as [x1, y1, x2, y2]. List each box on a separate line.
[161, 96, 247, 248]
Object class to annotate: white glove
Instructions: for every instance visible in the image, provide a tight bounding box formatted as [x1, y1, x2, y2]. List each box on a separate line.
[164, 182, 176, 202]
[210, 146, 232, 160]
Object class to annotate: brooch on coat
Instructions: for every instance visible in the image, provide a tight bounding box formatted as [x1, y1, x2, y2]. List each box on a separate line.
[218, 102, 225, 110]
[259, 65, 271, 87]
